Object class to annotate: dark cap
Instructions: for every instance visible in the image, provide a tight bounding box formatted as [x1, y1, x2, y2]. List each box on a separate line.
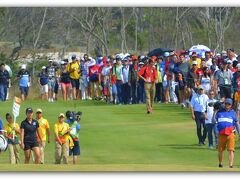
[71, 54, 77, 60]
[26, 107, 33, 114]
[225, 98, 233, 105]
[223, 59, 228, 65]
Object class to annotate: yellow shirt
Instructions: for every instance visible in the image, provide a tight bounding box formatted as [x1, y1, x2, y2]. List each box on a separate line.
[189, 58, 202, 69]
[54, 122, 70, 144]
[38, 117, 50, 142]
[4, 122, 20, 139]
[67, 61, 80, 79]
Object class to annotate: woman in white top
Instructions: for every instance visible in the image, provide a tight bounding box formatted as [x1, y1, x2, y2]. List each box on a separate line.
[201, 67, 212, 94]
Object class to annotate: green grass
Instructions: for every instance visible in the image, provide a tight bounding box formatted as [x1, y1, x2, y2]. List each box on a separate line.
[0, 100, 239, 171]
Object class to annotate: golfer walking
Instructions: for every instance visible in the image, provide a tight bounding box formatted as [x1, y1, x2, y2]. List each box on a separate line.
[190, 85, 209, 145]
[138, 57, 158, 114]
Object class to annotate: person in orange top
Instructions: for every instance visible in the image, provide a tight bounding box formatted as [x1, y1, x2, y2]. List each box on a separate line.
[138, 57, 158, 114]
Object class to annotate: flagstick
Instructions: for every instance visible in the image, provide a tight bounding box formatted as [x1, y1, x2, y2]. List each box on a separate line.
[12, 116, 16, 140]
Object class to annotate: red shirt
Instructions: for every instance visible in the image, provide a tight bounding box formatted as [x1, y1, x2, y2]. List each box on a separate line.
[138, 65, 157, 83]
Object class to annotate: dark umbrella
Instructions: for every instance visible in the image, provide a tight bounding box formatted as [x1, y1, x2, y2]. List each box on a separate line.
[147, 48, 174, 57]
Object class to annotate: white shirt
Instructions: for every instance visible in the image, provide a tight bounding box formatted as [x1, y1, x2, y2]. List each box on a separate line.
[190, 93, 209, 112]
[205, 98, 217, 124]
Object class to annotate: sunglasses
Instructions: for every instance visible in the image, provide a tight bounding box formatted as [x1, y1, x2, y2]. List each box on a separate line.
[225, 103, 231, 105]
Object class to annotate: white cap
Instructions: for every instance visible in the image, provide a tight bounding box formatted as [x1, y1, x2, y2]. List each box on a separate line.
[227, 60, 232, 64]
[192, 61, 198, 65]
[60, 61, 65, 65]
[21, 64, 26, 69]
[41, 66, 46, 69]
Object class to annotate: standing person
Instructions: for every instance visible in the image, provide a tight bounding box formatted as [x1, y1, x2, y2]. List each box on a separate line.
[128, 55, 139, 104]
[67, 55, 80, 100]
[53, 62, 60, 101]
[0, 63, 10, 101]
[201, 67, 212, 95]
[101, 58, 112, 103]
[163, 52, 171, 103]
[122, 58, 130, 105]
[17, 64, 31, 101]
[190, 85, 209, 145]
[138, 58, 158, 114]
[205, 51, 213, 69]
[216, 98, 240, 168]
[38, 66, 49, 101]
[110, 60, 118, 104]
[65, 111, 81, 164]
[46, 59, 57, 102]
[137, 61, 146, 104]
[214, 59, 233, 101]
[54, 113, 70, 164]
[113, 56, 123, 104]
[20, 107, 42, 164]
[4, 113, 20, 164]
[80, 54, 94, 100]
[89, 63, 101, 100]
[175, 53, 190, 107]
[155, 56, 163, 103]
[35, 108, 50, 164]
[233, 64, 240, 112]
[60, 61, 71, 101]
[205, 90, 218, 149]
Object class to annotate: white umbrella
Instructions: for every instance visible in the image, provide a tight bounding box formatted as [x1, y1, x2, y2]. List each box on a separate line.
[189, 44, 211, 58]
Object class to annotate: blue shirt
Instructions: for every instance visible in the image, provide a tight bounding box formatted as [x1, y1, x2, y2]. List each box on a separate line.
[190, 93, 209, 112]
[216, 109, 237, 135]
[122, 65, 129, 83]
[38, 71, 49, 85]
[17, 70, 31, 87]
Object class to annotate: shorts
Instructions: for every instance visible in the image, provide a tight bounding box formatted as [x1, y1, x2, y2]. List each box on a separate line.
[48, 78, 56, 91]
[40, 84, 48, 94]
[218, 133, 235, 152]
[19, 86, 29, 96]
[69, 140, 80, 156]
[70, 78, 80, 89]
[24, 141, 39, 151]
[61, 82, 71, 89]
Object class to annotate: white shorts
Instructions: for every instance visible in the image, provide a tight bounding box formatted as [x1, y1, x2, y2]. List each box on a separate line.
[41, 84, 48, 94]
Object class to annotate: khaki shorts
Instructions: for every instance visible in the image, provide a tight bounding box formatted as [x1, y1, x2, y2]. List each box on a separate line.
[41, 84, 48, 94]
[218, 133, 235, 152]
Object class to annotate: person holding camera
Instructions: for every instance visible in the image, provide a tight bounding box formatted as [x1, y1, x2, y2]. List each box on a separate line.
[54, 113, 70, 164]
[205, 90, 218, 149]
[190, 85, 209, 145]
[216, 98, 240, 168]
[65, 111, 81, 164]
